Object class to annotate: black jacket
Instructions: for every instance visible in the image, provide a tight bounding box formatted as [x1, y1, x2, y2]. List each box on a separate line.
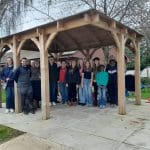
[106, 64, 117, 86]
[49, 63, 58, 82]
[66, 66, 80, 84]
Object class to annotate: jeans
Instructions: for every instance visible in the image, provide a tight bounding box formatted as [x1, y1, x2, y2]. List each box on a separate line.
[83, 79, 92, 105]
[125, 88, 129, 97]
[59, 82, 68, 104]
[79, 86, 85, 104]
[50, 81, 57, 102]
[97, 86, 107, 107]
[6, 86, 14, 109]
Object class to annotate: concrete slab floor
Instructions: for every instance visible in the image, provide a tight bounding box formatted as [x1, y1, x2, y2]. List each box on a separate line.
[0, 99, 150, 150]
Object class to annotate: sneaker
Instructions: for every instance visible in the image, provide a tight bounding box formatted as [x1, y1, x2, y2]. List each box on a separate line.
[10, 109, 14, 113]
[5, 109, 10, 113]
[113, 104, 117, 108]
[100, 105, 103, 109]
[52, 102, 56, 106]
[102, 105, 106, 109]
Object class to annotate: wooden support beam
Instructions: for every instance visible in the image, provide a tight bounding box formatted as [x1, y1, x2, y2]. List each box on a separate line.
[39, 32, 50, 120]
[45, 32, 58, 51]
[12, 36, 21, 113]
[92, 15, 112, 32]
[134, 40, 141, 105]
[112, 32, 126, 115]
[46, 18, 90, 34]
[0, 79, 2, 108]
[84, 13, 91, 22]
[110, 21, 116, 29]
[0, 45, 2, 107]
[57, 21, 64, 31]
[79, 49, 88, 57]
[89, 48, 97, 58]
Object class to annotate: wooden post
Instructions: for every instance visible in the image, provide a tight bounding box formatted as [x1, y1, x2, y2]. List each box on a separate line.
[112, 32, 126, 115]
[117, 33, 126, 115]
[134, 40, 141, 105]
[39, 32, 50, 120]
[12, 36, 21, 113]
[0, 80, 2, 108]
[0, 48, 2, 108]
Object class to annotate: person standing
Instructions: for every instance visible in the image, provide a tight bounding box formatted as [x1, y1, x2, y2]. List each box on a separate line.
[92, 57, 100, 106]
[49, 56, 58, 106]
[106, 59, 118, 107]
[58, 61, 68, 104]
[30, 60, 41, 109]
[96, 65, 108, 109]
[1, 57, 14, 113]
[81, 61, 93, 106]
[77, 59, 85, 105]
[66, 60, 80, 106]
[13, 57, 35, 114]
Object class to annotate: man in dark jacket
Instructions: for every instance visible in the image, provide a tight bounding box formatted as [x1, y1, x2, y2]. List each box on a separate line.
[49, 56, 59, 106]
[13, 57, 34, 114]
[106, 59, 118, 106]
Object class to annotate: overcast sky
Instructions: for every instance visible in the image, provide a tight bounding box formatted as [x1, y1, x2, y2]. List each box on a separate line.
[0, 0, 88, 37]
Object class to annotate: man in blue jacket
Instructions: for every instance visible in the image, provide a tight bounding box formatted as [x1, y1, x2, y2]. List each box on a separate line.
[1, 57, 14, 113]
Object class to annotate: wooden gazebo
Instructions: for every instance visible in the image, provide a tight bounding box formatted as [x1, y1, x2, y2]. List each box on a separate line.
[0, 9, 143, 119]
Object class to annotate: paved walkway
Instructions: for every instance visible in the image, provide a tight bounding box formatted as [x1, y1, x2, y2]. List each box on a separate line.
[0, 99, 150, 150]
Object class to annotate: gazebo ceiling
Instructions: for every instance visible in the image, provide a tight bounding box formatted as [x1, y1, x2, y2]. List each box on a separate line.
[49, 25, 116, 53]
[21, 24, 116, 53]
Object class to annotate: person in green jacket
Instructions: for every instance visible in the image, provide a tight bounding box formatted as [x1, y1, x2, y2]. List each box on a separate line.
[96, 65, 108, 109]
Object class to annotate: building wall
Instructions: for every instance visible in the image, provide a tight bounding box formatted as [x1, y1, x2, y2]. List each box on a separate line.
[71, 47, 117, 64]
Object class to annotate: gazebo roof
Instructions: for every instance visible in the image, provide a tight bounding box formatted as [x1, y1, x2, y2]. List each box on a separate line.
[0, 9, 143, 53]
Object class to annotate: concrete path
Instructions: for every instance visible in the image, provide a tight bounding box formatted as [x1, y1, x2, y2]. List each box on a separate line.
[0, 99, 150, 150]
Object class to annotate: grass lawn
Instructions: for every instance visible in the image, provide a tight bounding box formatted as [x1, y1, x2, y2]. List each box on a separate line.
[0, 125, 24, 144]
[1, 87, 150, 103]
[129, 88, 150, 100]
[1, 89, 6, 103]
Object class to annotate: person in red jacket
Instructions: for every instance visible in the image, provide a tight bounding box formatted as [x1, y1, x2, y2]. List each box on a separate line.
[58, 61, 68, 104]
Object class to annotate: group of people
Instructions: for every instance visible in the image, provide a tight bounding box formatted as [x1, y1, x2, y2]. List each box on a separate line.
[0, 55, 118, 114]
